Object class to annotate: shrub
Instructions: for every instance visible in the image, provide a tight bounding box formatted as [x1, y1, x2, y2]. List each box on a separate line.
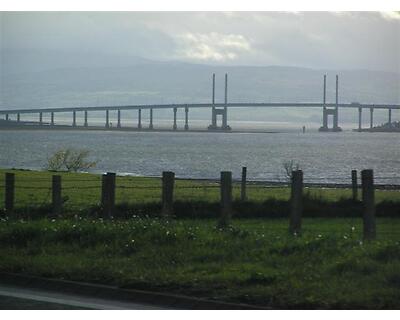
[46, 148, 97, 172]
[282, 160, 301, 181]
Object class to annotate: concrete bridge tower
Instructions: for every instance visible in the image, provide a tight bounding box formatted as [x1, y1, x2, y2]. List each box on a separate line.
[208, 73, 231, 131]
[319, 74, 342, 132]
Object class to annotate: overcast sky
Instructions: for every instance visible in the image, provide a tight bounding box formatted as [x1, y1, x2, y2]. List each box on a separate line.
[1, 11, 399, 72]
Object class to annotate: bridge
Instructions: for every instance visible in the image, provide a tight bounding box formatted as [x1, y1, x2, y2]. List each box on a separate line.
[1, 74, 399, 132]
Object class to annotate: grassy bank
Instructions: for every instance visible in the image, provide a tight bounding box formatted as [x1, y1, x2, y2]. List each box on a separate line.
[1, 169, 400, 219]
[0, 217, 399, 308]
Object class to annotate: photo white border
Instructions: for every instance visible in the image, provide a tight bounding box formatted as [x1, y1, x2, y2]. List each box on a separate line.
[0, 0, 399, 11]
[1, 0, 399, 318]
[2, 309, 400, 319]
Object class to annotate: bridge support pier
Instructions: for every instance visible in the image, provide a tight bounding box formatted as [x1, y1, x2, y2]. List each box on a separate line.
[138, 109, 142, 129]
[208, 107, 231, 131]
[117, 109, 121, 128]
[5, 114, 9, 121]
[323, 107, 327, 128]
[208, 108, 230, 130]
[358, 107, 362, 131]
[149, 109, 153, 130]
[319, 108, 341, 131]
[84, 111, 88, 127]
[211, 107, 217, 127]
[184, 106, 189, 130]
[51, 112, 54, 126]
[370, 108, 374, 129]
[388, 108, 392, 125]
[173, 107, 177, 130]
[72, 111, 76, 127]
[105, 110, 109, 128]
[223, 107, 228, 127]
[17, 113, 20, 123]
[333, 109, 339, 128]
[39, 112, 43, 126]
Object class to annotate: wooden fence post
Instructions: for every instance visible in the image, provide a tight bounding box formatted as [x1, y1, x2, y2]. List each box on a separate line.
[162, 171, 175, 216]
[241, 166, 247, 201]
[101, 172, 116, 218]
[5, 173, 15, 212]
[52, 175, 62, 216]
[218, 171, 232, 228]
[361, 169, 376, 240]
[107, 172, 116, 218]
[101, 173, 107, 208]
[351, 170, 358, 201]
[289, 170, 303, 235]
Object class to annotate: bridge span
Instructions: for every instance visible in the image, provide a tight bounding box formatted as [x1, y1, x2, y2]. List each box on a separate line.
[1, 74, 399, 132]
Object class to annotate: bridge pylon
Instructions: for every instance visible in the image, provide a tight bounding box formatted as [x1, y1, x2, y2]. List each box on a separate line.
[208, 73, 231, 131]
[319, 74, 342, 132]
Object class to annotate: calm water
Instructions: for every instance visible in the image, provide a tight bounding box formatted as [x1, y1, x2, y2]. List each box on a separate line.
[1, 129, 400, 184]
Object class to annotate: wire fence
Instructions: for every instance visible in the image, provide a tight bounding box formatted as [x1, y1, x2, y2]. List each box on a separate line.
[1, 169, 400, 212]
[1, 169, 400, 240]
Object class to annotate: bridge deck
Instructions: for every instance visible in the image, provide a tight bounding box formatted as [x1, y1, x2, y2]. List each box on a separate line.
[1, 102, 400, 115]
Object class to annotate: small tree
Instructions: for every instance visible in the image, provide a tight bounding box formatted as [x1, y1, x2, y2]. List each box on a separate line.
[46, 148, 97, 172]
[282, 160, 301, 182]
[46, 150, 65, 171]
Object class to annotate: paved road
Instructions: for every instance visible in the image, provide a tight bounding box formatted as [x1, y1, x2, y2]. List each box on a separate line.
[0, 284, 167, 310]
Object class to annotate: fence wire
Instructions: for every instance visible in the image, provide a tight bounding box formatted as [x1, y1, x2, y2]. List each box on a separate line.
[1, 171, 400, 210]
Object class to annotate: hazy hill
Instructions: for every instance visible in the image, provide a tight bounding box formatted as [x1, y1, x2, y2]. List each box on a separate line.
[1, 50, 399, 125]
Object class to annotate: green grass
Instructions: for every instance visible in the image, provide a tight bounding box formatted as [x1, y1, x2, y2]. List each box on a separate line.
[1, 168, 400, 212]
[0, 169, 399, 308]
[0, 217, 399, 309]
[0, 168, 287, 210]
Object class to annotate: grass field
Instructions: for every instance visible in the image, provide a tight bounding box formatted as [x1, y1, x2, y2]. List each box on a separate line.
[0, 169, 399, 308]
[1, 168, 400, 213]
[0, 217, 399, 309]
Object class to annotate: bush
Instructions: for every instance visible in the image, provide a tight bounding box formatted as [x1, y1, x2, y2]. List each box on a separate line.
[282, 160, 301, 181]
[46, 148, 97, 172]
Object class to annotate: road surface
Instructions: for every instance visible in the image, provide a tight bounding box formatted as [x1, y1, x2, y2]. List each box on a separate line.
[0, 284, 167, 310]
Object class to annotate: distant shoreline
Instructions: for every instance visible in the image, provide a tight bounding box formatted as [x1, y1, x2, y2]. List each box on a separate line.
[0, 124, 286, 134]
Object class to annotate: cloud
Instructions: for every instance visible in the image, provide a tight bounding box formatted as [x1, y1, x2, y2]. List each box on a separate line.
[1, 12, 398, 72]
[174, 32, 251, 62]
[379, 11, 400, 20]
